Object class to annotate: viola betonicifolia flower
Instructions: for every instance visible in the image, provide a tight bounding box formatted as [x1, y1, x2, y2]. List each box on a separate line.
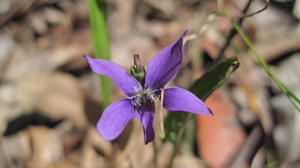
[84, 30, 212, 144]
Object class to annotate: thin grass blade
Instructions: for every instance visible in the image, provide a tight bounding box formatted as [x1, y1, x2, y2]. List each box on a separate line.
[87, 0, 111, 107]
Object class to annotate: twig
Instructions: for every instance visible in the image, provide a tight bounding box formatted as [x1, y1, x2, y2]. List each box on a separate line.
[215, 0, 254, 62]
[159, 88, 165, 138]
[215, 0, 269, 62]
[240, 0, 270, 18]
[228, 124, 265, 168]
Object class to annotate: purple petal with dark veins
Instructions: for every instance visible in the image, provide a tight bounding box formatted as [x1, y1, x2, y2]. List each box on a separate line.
[136, 100, 155, 144]
[97, 98, 135, 141]
[144, 30, 188, 89]
[84, 55, 142, 96]
[163, 87, 213, 115]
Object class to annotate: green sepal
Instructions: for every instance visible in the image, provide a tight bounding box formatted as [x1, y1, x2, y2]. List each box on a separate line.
[130, 65, 146, 85]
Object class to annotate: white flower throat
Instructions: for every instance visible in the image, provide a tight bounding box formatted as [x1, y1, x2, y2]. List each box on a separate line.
[130, 88, 160, 110]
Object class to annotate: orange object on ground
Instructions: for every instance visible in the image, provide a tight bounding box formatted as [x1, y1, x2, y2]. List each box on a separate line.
[196, 89, 246, 168]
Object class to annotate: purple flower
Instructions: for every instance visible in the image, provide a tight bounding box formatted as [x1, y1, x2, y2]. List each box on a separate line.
[84, 30, 212, 144]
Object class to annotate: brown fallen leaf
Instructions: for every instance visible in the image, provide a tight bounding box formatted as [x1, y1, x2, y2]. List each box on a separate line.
[25, 126, 63, 168]
[196, 90, 246, 168]
[18, 72, 88, 129]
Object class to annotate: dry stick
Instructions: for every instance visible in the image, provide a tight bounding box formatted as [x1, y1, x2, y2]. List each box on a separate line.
[240, 0, 270, 18]
[215, 0, 253, 62]
[228, 125, 265, 168]
[215, 0, 269, 62]
[152, 88, 166, 168]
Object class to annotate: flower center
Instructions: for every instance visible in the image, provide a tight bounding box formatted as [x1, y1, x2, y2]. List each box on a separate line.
[130, 88, 160, 111]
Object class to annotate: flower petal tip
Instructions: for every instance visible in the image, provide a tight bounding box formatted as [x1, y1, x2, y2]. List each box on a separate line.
[98, 130, 115, 141]
[144, 137, 154, 145]
[208, 108, 214, 115]
[82, 54, 89, 58]
[182, 30, 188, 37]
[144, 140, 150, 145]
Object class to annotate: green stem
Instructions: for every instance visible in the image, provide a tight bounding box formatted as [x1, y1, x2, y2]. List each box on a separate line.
[87, 0, 111, 107]
[232, 22, 300, 112]
[167, 114, 193, 167]
[167, 127, 184, 168]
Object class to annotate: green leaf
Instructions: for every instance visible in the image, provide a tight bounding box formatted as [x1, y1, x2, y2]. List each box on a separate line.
[162, 57, 239, 143]
[87, 0, 111, 107]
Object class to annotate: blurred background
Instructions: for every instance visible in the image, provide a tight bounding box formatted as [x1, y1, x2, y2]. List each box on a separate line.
[0, 0, 300, 167]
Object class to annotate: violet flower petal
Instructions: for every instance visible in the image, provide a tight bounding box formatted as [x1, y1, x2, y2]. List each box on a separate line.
[84, 55, 142, 96]
[163, 87, 213, 115]
[144, 30, 188, 89]
[136, 101, 155, 144]
[97, 98, 135, 141]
